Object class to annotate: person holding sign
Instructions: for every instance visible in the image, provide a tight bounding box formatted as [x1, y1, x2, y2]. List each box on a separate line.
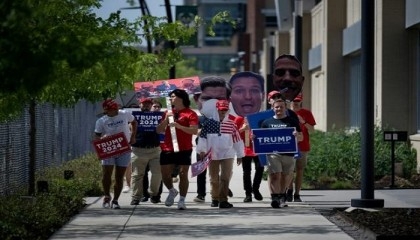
[94, 98, 137, 209]
[192, 76, 232, 203]
[130, 98, 162, 206]
[196, 99, 244, 209]
[260, 99, 303, 208]
[156, 89, 199, 210]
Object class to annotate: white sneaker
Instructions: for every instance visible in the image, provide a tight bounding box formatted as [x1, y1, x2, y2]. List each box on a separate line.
[165, 188, 179, 207]
[177, 201, 187, 210]
[122, 186, 130, 193]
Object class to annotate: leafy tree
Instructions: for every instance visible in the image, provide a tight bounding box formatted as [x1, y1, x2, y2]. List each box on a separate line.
[0, 0, 234, 194]
[0, 0, 234, 121]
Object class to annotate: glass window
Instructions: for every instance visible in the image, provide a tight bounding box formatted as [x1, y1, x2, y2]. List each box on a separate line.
[349, 55, 362, 129]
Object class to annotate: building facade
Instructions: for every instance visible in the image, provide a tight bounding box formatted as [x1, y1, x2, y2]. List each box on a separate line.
[259, 0, 420, 171]
[179, 0, 420, 171]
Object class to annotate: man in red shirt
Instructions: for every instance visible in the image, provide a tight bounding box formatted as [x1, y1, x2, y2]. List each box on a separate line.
[287, 94, 316, 202]
[156, 89, 199, 210]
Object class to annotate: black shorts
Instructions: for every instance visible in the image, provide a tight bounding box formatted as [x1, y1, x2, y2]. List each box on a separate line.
[160, 150, 193, 166]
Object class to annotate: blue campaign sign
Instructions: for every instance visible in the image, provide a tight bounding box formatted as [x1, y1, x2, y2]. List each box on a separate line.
[252, 128, 298, 154]
[132, 111, 164, 132]
[246, 110, 274, 165]
[246, 110, 274, 129]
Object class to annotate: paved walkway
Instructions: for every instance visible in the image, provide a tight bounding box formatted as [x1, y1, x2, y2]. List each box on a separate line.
[50, 164, 420, 240]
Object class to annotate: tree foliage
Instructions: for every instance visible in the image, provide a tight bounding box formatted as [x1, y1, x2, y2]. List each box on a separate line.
[0, 0, 234, 121]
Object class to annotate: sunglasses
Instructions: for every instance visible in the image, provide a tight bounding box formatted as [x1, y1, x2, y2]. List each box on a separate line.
[274, 68, 301, 77]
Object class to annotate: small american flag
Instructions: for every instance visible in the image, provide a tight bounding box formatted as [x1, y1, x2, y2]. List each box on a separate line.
[200, 116, 241, 143]
[199, 118, 220, 138]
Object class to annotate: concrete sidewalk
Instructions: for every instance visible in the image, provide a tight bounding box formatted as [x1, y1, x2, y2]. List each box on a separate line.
[50, 164, 420, 240]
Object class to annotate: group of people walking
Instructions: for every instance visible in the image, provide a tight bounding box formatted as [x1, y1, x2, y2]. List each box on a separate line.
[93, 54, 316, 210]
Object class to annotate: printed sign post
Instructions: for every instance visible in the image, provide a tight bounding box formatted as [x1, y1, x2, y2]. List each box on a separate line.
[166, 97, 179, 152]
[252, 128, 298, 154]
[92, 132, 131, 160]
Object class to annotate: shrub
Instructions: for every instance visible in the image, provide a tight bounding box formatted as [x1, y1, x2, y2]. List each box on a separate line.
[305, 126, 417, 188]
[0, 153, 102, 240]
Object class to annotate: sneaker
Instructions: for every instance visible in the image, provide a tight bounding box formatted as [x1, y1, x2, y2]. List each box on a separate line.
[293, 194, 302, 202]
[102, 196, 111, 208]
[280, 195, 288, 207]
[177, 201, 187, 210]
[165, 188, 178, 207]
[228, 189, 233, 197]
[210, 200, 219, 207]
[271, 196, 281, 208]
[219, 201, 233, 208]
[130, 199, 140, 205]
[253, 190, 263, 201]
[111, 200, 121, 209]
[286, 189, 293, 202]
[141, 196, 149, 202]
[122, 186, 131, 193]
[172, 177, 179, 183]
[243, 195, 252, 202]
[150, 196, 161, 204]
[193, 195, 205, 202]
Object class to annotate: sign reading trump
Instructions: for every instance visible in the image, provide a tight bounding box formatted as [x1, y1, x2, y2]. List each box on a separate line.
[132, 111, 163, 132]
[252, 128, 298, 154]
[92, 132, 131, 160]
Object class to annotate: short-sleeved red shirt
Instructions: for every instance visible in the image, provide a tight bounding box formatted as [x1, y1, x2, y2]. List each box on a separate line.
[234, 116, 257, 157]
[295, 108, 316, 151]
[160, 108, 199, 152]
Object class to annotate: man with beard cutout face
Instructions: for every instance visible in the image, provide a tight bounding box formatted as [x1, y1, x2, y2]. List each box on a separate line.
[272, 54, 304, 101]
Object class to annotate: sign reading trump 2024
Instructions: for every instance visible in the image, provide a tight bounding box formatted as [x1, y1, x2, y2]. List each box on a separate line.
[132, 111, 163, 132]
[252, 128, 298, 154]
[93, 132, 131, 160]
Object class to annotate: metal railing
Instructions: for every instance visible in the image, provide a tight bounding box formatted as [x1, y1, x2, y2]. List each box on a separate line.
[0, 100, 101, 195]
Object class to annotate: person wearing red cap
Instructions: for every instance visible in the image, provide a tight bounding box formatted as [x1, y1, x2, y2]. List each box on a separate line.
[192, 76, 234, 203]
[267, 90, 281, 106]
[196, 99, 245, 208]
[94, 98, 137, 209]
[129, 98, 163, 205]
[140, 99, 164, 202]
[286, 94, 316, 202]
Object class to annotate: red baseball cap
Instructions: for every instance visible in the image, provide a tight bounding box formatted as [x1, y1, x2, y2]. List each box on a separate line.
[140, 98, 153, 104]
[267, 90, 281, 101]
[216, 100, 230, 111]
[102, 98, 118, 110]
[293, 93, 303, 102]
